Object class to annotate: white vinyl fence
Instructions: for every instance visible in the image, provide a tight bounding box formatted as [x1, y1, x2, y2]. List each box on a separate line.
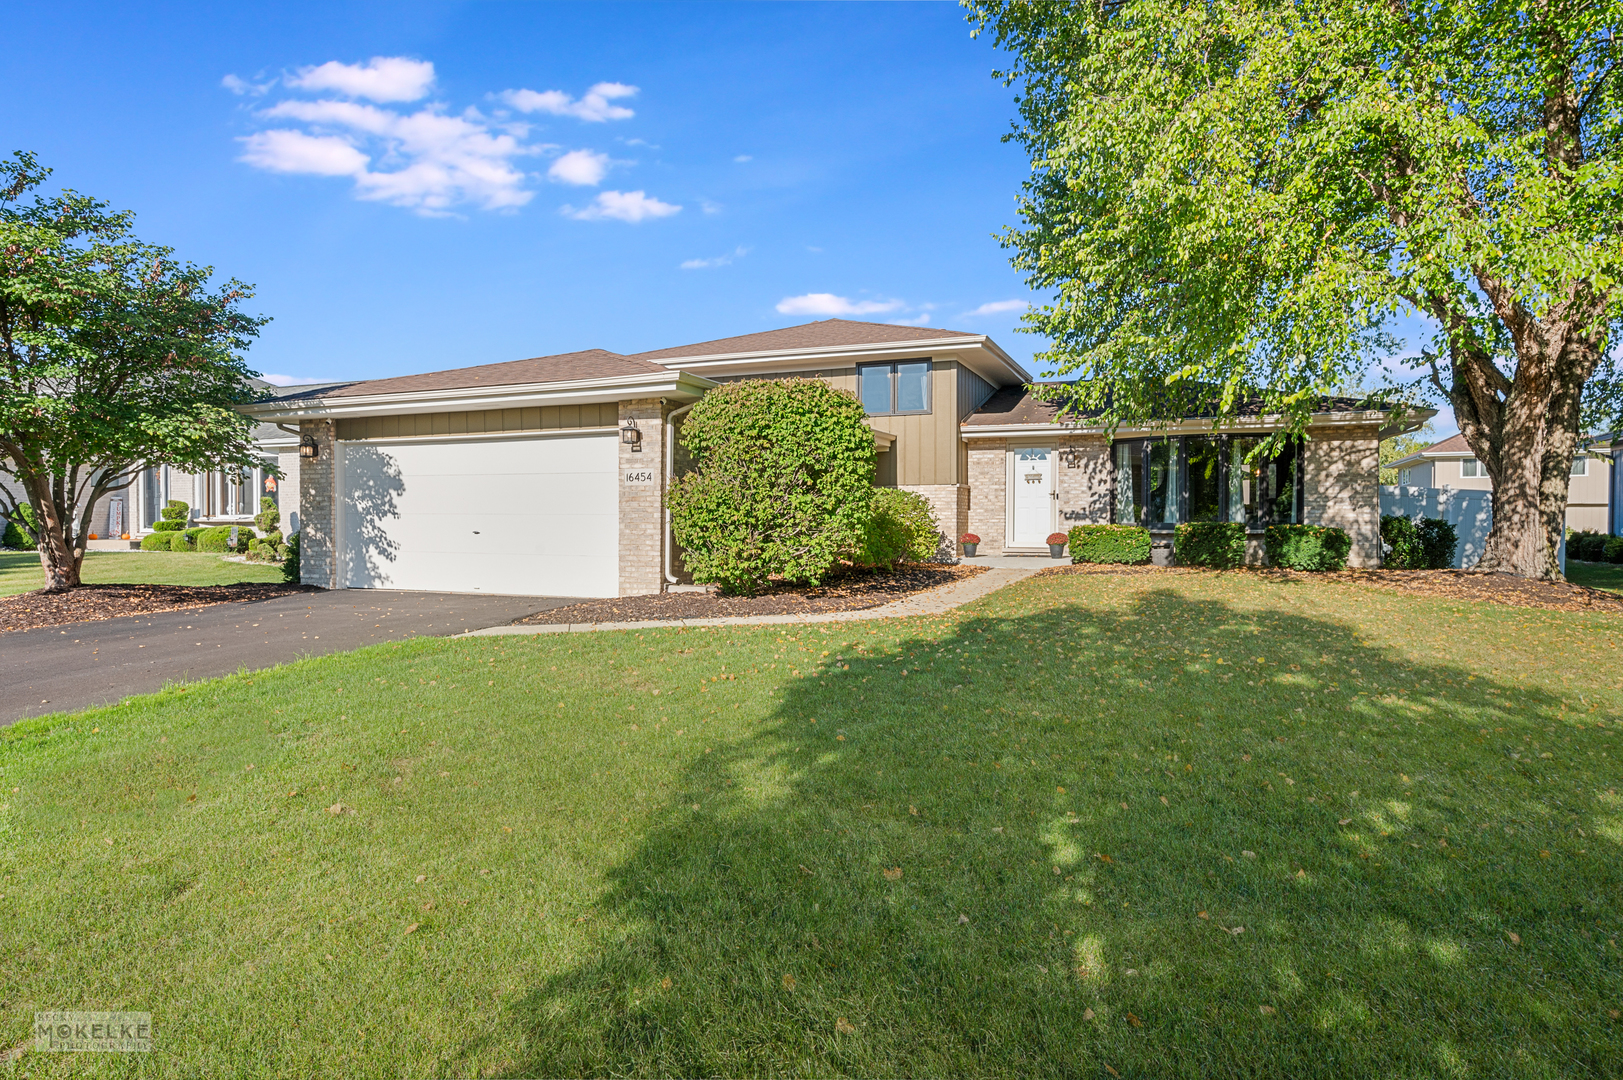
[1379, 485, 1495, 569]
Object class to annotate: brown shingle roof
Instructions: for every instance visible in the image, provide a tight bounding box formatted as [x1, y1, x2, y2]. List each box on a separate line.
[1416, 433, 1471, 455]
[963, 385, 1408, 427]
[630, 319, 976, 362]
[324, 349, 664, 398]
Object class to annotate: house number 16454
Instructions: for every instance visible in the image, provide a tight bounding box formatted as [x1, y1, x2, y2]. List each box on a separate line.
[624, 470, 657, 485]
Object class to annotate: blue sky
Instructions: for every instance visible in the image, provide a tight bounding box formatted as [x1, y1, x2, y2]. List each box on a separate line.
[3, 0, 1450, 438]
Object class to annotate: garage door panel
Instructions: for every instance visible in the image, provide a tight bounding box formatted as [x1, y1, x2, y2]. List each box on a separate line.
[339, 435, 618, 597]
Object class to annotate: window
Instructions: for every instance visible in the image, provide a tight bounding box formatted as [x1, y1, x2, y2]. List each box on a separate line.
[1398, 467, 1411, 485]
[1460, 458, 1487, 478]
[857, 360, 931, 415]
[1114, 435, 1299, 529]
[1571, 456, 1588, 476]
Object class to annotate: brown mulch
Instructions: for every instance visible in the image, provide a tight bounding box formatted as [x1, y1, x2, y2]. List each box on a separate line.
[517, 564, 987, 625]
[0, 582, 319, 635]
[1039, 562, 1623, 615]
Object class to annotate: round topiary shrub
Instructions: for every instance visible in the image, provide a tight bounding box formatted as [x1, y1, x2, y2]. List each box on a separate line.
[861, 488, 942, 567]
[670, 378, 877, 594]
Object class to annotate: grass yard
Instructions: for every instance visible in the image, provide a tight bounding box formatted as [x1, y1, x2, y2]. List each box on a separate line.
[0, 550, 286, 597]
[1569, 559, 1623, 597]
[2, 569, 1620, 1077]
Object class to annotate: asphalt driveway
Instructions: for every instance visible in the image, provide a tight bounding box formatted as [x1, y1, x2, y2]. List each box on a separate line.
[0, 590, 577, 725]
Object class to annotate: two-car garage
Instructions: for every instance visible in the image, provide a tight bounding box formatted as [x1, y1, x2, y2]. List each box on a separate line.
[336, 433, 620, 597]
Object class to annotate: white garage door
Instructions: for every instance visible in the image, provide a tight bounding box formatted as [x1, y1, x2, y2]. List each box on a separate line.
[338, 434, 618, 597]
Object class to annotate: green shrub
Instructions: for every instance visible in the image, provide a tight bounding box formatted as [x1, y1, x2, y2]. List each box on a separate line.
[1068, 524, 1152, 564]
[167, 531, 196, 552]
[3, 502, 38, 549]
[282, 532, 300, 583]
[669, 378, 877, 594]
[196, 524, 256, 553]
[1415, 518, 1459, 569]
[1265, 524, 1352, 571]
[1605, 536, 1623, 564]
[1174, 521, 1247, 569]
[152, 500, 190, 532]
[139, 532, 172, 551]
[1380, 515, 1424, 569]
[860, 488, 941, 567]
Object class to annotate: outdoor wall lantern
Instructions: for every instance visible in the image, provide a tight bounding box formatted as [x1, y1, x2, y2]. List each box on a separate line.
[299, 434, 320, 460]
[621, 420, 643, 451]
[1061, 446, 1084, 469]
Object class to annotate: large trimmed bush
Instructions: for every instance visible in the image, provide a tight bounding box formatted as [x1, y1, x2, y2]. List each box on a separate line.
[1068, 524, 1151, 564]
[152, 500, 190, 533]
[1265, 524, 1351, 571]
[1380, 515, 1424, 569]
[1415, 518, 1458, 569]
[1174, 521, 1246, 569]
[139, 532, 172, 551]
[3, 502, 38, 549]
[167, 530, 196, 552]
[196, 524, 255, 553]
[669, 378, 877, 594]
[861, 488, 942, 567]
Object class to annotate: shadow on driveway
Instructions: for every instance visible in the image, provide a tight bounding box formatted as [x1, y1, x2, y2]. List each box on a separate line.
[0, 590, 575, 725]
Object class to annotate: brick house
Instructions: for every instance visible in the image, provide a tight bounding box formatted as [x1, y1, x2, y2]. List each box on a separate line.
[239, 319, 1425, 597]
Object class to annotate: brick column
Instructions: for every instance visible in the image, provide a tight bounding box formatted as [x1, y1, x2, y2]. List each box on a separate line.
[966, 439, 1008, 555]
[1056, 435, 1111, 527]
[618, 398, 667, 596]
[298, 419, 338, 588]
[1303, 425, 1381, 567]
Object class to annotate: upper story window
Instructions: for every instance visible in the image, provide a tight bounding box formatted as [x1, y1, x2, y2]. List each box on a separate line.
[858, 360, 931, 416]
[1459, 457, 1487, 478]
[1571, 455, 1588, 476]
[1398, 467, 1412, 485]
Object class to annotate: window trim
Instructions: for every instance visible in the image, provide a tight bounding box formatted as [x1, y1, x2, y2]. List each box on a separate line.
[1459, 457, 1486, 478]
[857, 359, 932, 416]
[1109, 434, 1302, 531]
[1571, 455, 1588, 477]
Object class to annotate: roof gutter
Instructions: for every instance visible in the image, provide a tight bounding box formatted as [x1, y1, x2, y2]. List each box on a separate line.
[959, 409, 1427, 440]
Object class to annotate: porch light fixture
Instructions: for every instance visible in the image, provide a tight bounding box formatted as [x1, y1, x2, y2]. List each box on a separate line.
[299, 434, 319, 460]
[1061, 446, 1084, 469]
[621, 419, 643, 451]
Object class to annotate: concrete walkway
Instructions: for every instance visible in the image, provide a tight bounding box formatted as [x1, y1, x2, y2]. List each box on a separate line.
[462, 564, 1044, 637]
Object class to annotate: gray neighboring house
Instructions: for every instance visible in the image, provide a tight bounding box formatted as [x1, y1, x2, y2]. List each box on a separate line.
[1385, 432, 1617, 535]
[241, 318, 1429, 599]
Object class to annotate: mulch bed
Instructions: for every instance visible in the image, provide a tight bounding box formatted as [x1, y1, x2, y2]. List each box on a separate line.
[0, 582, 318, 635]
[517, 564, 987, 625]
[1040, 562, 1623, 615]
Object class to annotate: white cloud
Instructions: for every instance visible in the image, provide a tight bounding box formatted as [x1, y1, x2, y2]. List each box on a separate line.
[287, 57, 435, 103]
[733, 154, 752, 163]
[964, 299, 1030, 317]
[240, 130, 370, 176]
[680, 246, 749, 270]
[888, 314, 932, 326]
[547, 149, 609, 186]
[563, 190, 681, 223]
[700, 199, 723, 215]
[499, 82, 637, 122]
[242, 94, 535, 213]
[776, 293, 903, 316]
[222, 74, 273, 96]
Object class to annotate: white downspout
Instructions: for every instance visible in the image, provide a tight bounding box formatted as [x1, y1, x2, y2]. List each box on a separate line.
[664, 401, 696, 586]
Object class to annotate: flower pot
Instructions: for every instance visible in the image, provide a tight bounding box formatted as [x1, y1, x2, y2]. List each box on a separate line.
[1048, 543, 1066, 559]
[962, 542, 978, 557]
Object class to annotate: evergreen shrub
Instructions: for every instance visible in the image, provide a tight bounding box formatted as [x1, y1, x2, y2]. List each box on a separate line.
[152, 500, 190, 532]
[1380, 515, 1424, 568]
[1068, 524, 1151, 564]
[196, 524, 255, 553]
[1605, 536, 1623, 563]
[1174, 521, 1247, 569]
[1265, 524, 1351, 571]
[1415, 518, 1459, 569]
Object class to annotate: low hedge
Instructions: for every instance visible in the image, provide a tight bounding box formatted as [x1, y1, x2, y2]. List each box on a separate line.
[196, 524, 256, 553]
[1571, 531, 1605, 560]
[1605, 536, 1623, 563]
[1069, 524, 1151, 565]
[139, 532, 172, 551]
[1265, 524, 1351, 571]
[167, 531, 196, 551]
[1173, 522, 1246, 569]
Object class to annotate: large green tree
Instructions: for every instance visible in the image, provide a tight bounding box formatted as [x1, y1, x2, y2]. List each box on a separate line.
[0, 153, 269, 591]
[968, 0, 1623, 579]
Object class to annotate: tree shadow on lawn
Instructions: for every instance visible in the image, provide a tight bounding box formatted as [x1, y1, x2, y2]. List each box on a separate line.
[459, 589, 1623, 1079]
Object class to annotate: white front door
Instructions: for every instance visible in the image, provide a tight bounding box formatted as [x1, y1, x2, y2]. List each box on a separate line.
[1010, 444, 1055, 547]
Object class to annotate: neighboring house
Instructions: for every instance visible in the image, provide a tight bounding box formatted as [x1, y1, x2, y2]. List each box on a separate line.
[1386, 432, 1617, 534]
[241, 318, 1425, 599]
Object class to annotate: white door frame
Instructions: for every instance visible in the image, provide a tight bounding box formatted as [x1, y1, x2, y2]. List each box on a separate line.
[1005, 441, 1057, 551]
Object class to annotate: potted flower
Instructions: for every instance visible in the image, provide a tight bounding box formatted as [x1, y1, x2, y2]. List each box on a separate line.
[960, 533, 981, 557]
[1046, 532, 1069, 559]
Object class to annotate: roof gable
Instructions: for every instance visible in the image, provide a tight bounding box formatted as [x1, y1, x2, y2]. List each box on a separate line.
[324, 349, 665, 398]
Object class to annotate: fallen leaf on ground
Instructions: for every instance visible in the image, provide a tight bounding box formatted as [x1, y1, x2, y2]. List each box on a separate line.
[1507, 931, 1521, 945]
[404, 923, 418, 935]
[1295, 869, 1307, 879]
[835, 1018, 857, 1035]
[909, 805, 919, 816]
[1260, 1005, 1276, 1016]
[958, 914, 970, 924]
[1083, 1007, 1095, 1021]
[1159, 795, 1169, 805]
[1339, 818, 1353, 826]
[1126, 1012, 1141, 1027]
[883, 867, 903, 881]
[415, 874, 426, 883]
[1103, 1064, 1119, 1078]
[1197, 911, 1209, 919]
[1242, 850, 1256, 859]
[782, 973, 796, 991]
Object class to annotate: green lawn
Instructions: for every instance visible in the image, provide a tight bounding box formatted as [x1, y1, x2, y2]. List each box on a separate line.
[2, 569, 1620, 1077]
[0, 550, 285, 597]
[1569, 559, 1623, 596]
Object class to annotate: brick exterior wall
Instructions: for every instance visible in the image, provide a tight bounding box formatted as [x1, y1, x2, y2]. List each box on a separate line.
[897, 483, 969, 561]
[1304, 425, 1381, 567]
[966, 439, 1008, 555]
[299, 419, 337, 588]
[1056, 435, 1111, 529]
[618, 398, 667, 596]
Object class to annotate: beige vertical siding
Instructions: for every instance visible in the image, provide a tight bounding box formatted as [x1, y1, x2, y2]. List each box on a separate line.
[335, 403, 618, 441]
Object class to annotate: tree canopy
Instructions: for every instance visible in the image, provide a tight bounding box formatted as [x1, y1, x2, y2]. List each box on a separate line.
[0, 152, 269, 589]
[968, 0, 1623, 578]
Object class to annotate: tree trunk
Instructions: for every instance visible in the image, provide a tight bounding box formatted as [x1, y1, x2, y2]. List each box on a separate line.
[21, 481, 84, 592]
